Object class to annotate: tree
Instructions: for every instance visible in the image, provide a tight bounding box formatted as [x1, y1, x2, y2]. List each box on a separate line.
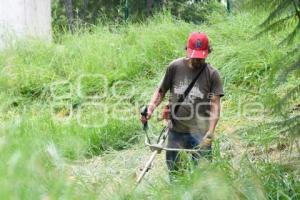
[52, 0, 224, 31]
[147, 0, 154, 16]
[242, 0, 300, 150]
[253, 0, 300, 44]
[80, 0, 89, 21]
[64, 0, 75, 33]
[158, 0, 164, 11]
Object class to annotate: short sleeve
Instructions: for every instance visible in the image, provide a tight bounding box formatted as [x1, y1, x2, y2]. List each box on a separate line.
[157, 64, 174, 95]
[211, 70, 224, 97]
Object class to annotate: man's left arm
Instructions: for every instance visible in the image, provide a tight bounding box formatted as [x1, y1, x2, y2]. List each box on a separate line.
[205, 95, 221, 140]
[203, 70, 224, 145]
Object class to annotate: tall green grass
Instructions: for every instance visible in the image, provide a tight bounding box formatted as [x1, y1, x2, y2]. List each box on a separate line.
[0, 11, 299, 199]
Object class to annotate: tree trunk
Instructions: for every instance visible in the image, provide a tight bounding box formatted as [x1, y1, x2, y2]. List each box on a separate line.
[147, 0, 153, 16]
[91, 0, 102, 23]
[64, 0, 74, 33]
[80, 0, 89, 22]
[158, 0, 164, 11]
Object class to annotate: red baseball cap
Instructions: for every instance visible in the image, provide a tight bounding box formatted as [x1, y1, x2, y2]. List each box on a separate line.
[186, 32, 209, 59]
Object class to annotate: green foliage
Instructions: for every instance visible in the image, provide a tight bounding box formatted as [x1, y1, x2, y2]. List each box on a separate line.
[166, 0, 225, 24]
[0, 5, 299, 200]
[240, 0, 300, 143]
[0, 14, 194, 158]
[51, 0, 225, 33]
[250, 0, 300, 44]
[121, 139, 299, 200]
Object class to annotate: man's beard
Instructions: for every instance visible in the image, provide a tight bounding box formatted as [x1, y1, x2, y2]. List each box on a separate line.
[192, 61, 206, 69]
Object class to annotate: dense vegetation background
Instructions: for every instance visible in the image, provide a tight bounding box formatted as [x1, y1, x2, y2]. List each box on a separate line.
[0, 0, 299, 199]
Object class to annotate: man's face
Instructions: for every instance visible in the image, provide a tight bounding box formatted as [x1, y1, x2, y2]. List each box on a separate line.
[190, 58, 205, 68]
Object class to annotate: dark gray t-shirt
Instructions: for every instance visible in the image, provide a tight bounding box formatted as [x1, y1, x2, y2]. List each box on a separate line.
[158, 57, 224, 134]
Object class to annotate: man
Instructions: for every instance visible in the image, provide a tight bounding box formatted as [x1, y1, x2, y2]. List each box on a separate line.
[141, 32, 224, 176]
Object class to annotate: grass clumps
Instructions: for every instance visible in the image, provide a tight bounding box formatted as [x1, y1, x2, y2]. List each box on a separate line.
[0, 8, 299, 200]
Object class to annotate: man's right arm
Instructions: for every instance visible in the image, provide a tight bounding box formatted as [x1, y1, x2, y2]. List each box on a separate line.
[140, 63, 174, 124]
[143, 89, 165, 122]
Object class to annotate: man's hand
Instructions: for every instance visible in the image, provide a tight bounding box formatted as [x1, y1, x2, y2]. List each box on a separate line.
[202, 95, 221, 147]
[140, 106, 153, 125]
[202, 131, 214, 147]
[140, 89, 165, 125]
